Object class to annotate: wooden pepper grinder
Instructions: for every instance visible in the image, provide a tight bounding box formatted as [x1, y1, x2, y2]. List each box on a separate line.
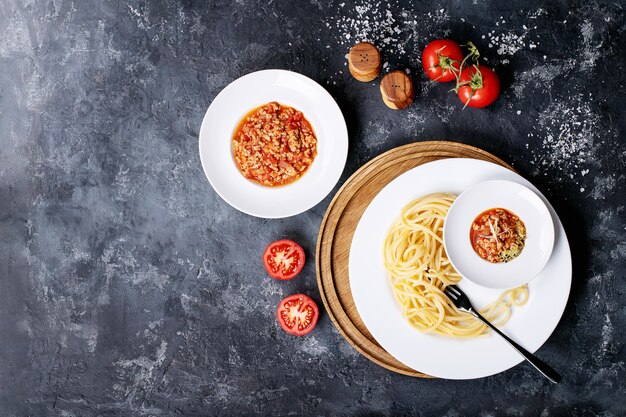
[348, 42, 382, 82]
[380, 70, 414, 110]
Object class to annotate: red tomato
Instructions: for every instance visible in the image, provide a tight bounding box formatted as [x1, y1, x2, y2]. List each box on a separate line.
[457, 65, 500, 108]
[422, 40, 464, 82]
[263, 239, 305, 280]
[276, 294, 319, 336]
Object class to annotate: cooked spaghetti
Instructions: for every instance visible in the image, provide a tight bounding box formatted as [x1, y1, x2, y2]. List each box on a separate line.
[383, 193, 529, 338]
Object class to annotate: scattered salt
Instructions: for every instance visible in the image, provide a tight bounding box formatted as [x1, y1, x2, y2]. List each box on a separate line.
[491, 31, 526, 55]
[327, 1, 450, 59]
[528, 95, 601, 185]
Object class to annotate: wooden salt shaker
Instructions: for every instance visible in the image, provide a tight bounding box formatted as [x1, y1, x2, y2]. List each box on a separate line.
[380, 70, 414, 110]
[348, 42, 382, 82]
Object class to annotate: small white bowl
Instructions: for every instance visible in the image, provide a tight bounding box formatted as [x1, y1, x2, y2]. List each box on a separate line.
[199, 69, 348, 218]
[443, 180, 555, 289]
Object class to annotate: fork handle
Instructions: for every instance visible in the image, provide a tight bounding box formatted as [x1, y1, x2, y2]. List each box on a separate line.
[470, 310, 561, 383]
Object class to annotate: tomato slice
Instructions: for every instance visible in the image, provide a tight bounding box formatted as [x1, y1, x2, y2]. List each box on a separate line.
[263, 239, 305, 280]
[276, 294, 319, 336]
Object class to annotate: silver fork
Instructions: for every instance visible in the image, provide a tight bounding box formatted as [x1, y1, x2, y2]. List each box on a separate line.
[443, 284, 561, 383]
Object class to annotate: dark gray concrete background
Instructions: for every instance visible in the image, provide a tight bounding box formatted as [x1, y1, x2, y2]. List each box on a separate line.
[1, 0, 625, 416]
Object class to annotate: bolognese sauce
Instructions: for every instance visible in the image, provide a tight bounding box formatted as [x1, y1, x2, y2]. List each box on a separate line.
[232, 102, 317, 187]
[470, 208, 526, 263]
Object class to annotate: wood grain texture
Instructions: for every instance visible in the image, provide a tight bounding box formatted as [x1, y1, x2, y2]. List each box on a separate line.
[348, 42, 382, 82]
[315, 141, 514, 378]
[380, 70, 414, 109]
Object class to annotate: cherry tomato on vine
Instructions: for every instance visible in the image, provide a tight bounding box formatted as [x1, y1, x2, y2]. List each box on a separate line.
[276, 294, 319, 336]
[263, 239, 305, 280]
[422, 40, 464, 82]
[457, 65, 500, 108]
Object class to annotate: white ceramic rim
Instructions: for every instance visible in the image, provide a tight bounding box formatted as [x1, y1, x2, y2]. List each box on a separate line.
[443, 180, 555, 289]
[198, 69, 349, 218]
[349, 158, 571, 379]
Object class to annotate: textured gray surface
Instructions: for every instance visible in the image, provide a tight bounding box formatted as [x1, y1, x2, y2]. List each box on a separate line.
[1, 0, 625, 415]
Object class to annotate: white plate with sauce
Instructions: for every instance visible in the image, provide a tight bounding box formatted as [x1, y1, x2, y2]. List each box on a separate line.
[349, 158, 571, 379]
[199, 69, 349, 218]
[443, 180, 555, 289]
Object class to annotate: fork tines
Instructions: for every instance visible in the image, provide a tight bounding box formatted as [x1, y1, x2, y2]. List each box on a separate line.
[444, 284, 461, 300]
[443, 284, 473, 312]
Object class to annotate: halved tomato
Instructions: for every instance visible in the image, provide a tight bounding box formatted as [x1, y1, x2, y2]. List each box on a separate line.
[276, 294, 319, 336]
[263, 239, 305, 280]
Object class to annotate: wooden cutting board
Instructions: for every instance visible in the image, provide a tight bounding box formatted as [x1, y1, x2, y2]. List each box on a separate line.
[315, 141, 514, 378]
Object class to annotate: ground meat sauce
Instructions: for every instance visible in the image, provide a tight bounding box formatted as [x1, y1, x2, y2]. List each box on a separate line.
[470, 208, 526, 263]
[232, 102, 317, 187]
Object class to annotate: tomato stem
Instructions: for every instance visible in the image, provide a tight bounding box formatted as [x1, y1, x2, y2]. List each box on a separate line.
[429, 45, 461, 81]
[463, 91, 474, 110]
[460, 64, 484, 110]
[453, 41, 481, 93]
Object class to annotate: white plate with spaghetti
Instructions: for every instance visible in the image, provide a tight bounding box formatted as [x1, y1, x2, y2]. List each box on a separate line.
[349, 158, 571, 379]
[199, 69, 348, 218]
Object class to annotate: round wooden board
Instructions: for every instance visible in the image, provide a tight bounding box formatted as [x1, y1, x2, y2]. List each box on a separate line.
[315, 141, 514, 378]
